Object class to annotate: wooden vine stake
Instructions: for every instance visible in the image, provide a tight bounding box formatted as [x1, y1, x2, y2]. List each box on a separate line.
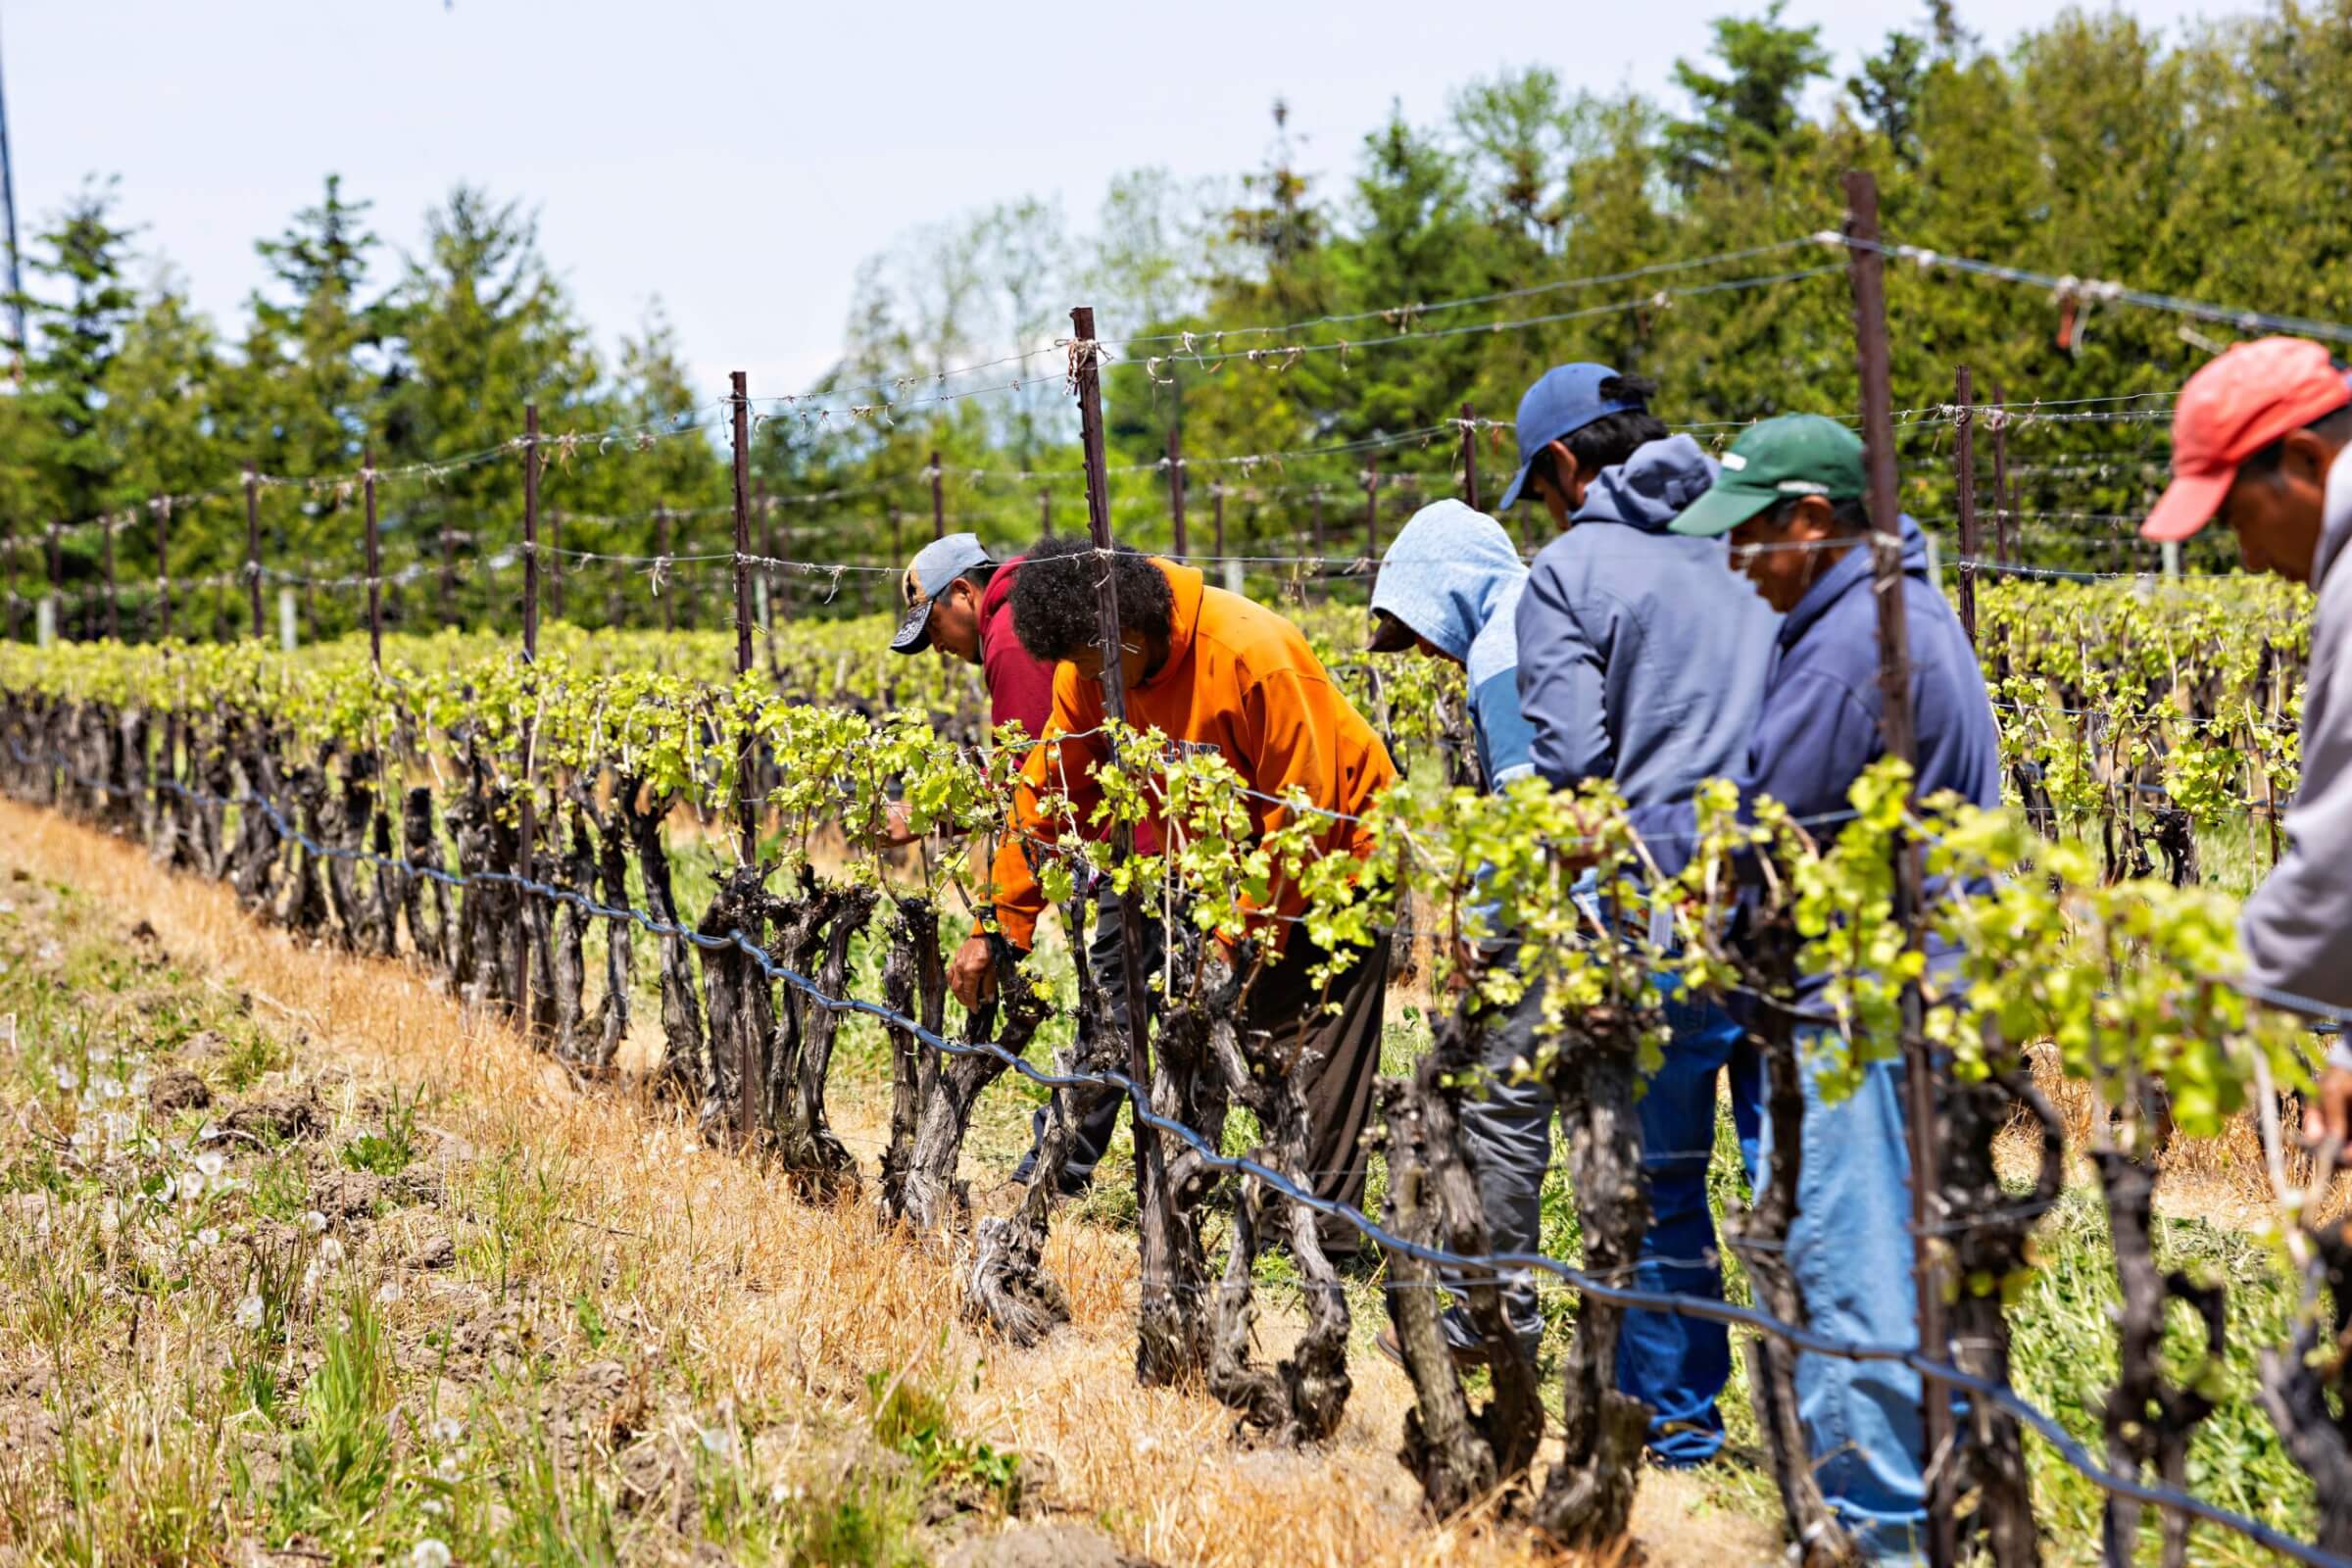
[1843, 169, 1955, 1568]
[355, 452, 379, 662]
[1954, 366, 1979, 650]
[1069, 304, 1184, 1380]
[515, 411, 540, 1041]
[727, 372, 761, 1149]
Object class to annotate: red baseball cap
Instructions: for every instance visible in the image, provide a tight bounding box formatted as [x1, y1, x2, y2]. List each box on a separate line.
[2143, 337, 2352, 542]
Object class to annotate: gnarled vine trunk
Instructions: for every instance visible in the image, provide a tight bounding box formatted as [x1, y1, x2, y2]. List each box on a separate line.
[2096, 1079, 2225, 1568]
[1202, 954, 1356, 1446]
[1379, 1004, 1545, 1510]
[878, 898, 1039, 1238]
[1529, 1000, 1650, 1549]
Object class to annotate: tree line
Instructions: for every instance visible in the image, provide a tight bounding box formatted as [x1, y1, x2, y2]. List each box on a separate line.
[10, 0, 2350, 642]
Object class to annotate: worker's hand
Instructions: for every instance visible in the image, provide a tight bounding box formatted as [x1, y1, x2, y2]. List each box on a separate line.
[949, 932, 1001, 1011]
[857, 800, 922, 850]
[2303, 1064, 2352, 1160]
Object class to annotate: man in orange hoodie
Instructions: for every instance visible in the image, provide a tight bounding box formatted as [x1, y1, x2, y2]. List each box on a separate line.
[946, 536, 1398, 1229]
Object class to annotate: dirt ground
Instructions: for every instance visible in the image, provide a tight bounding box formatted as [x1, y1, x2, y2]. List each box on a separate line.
[0, 797, 1783, 1566]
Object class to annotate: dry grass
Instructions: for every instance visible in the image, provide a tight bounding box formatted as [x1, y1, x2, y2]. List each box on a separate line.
[0, 798, 1773, 1567]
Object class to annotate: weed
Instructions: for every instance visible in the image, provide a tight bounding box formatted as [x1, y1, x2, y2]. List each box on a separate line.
[341, 1082, 426, 1176]
[216, 1026, 290, 1091]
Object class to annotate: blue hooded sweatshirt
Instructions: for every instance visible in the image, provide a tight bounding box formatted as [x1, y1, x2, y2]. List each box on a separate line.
[1516, 434, 1780, 807]
[1628, 515, 2001, 989]
[1368, 500, 1536, 794]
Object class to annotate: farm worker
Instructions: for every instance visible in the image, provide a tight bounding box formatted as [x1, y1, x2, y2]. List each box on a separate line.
[1364, 499, 1538, 794]
[946, 534, 1398, 1243]
[1627, 415, 1999, 1557]
[883, 531, 1157, 1194]
[2136, 337, 2352, 1141]
[1494, 366, 1780, 1465]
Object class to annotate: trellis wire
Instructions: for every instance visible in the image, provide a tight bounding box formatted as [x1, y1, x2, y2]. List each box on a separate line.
[1, 736, 2338, 1568]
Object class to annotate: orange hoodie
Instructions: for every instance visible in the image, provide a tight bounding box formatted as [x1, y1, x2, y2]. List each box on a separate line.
[986, 561, 1396, 951]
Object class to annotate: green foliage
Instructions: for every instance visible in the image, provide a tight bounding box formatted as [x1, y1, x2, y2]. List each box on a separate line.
[28, 3, 2352, 635]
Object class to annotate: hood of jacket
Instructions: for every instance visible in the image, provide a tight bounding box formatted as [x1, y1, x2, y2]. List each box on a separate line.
[1367, 499, 1527, 692]
[1779, 513, 1932, 651]
[1569, 434, 1720, 535]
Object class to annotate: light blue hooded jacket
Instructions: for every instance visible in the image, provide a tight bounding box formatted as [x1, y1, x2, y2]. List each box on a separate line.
[1367, 499, 1537, 794]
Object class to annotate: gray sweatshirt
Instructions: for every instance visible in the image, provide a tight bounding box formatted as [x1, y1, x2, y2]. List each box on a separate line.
[2244, 444, 2352, 1036]
[1514, 435, 1780, 808]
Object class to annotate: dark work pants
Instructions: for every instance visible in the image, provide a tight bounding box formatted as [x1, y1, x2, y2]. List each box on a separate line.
[1014, 880, 1164, 1191]
[1016, 897, 1391, 1229]
[1243, 925, 1394, 1252]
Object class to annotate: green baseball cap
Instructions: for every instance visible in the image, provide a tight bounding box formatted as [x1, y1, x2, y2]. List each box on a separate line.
[1670, 415, 1867, 538]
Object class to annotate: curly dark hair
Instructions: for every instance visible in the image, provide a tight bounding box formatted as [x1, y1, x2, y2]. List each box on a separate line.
[1009, 534, 1176, 662]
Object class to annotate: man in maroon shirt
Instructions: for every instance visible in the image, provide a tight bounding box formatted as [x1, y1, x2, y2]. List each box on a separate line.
[888, 532, 1154, 1193]
[890, 532, 1056, 738]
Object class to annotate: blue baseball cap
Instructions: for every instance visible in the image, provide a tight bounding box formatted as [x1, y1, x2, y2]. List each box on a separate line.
[1494, 362, 1642, 511]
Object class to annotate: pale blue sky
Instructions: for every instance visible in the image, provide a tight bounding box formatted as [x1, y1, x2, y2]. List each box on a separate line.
[5, 0, 2238, 403]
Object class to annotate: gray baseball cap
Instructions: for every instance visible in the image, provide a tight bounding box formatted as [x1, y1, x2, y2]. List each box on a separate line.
[890, 532, 997, 654]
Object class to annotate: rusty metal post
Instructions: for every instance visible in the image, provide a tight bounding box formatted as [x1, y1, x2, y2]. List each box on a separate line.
[361, 450, 382, 665]
[929, 448, 946, 540]
[729, 371, 758, 863]
[1167, 424, 1188, 558]
[726, 371, 761, 1151]
[515, 409, 542, 1041]
[244, 465, 264, 638]
[1843, 169, 1953, 1568]
[44, 518, 60, 639]
[1364, 455, 1382, 585]
[155, 497, 172, 640]
[1040, 487, 1051, 533]
[1459, 403, 1482, 513]
[1310, 485, 1324, 559]
[1069, 302, 1164, 1240]
[1212, 482, 1226, 564]
[1954, 367, 1979, 649]
[522, 411, 540, 663]
[1988, 378, 2014, 569]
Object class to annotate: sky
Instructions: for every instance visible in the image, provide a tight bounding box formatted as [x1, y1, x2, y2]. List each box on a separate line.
[3, 0, 2242, 405]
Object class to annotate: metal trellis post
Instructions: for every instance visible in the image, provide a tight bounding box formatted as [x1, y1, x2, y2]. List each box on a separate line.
[1843, 168, 1954, 1568]
[364, 448, 382, 666]
[1068, 303, 1164, 1220]
[1954, 367, 1979, 650]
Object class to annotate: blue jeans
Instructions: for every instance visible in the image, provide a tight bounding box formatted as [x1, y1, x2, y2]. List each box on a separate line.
[1620, 982, 1759, 1465]
[1456, 972, 1760, 1466]
[1766, 1036, 1926, 1558]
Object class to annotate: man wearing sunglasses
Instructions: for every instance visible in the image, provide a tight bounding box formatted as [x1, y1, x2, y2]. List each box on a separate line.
[888, 532, 1157, 1194]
